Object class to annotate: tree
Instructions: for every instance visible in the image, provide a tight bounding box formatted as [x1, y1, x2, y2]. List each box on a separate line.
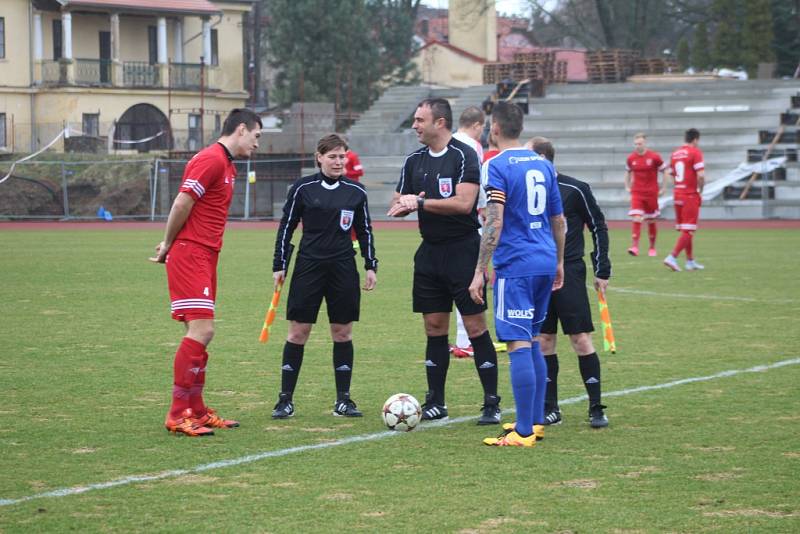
[770, 0, 800, 77]
[677, 37, 690, 69]
[691, 21, 712, 71]
[741, 0, 775, 76]
[264, 0, 420, 112]
[711, 0, 744, 68]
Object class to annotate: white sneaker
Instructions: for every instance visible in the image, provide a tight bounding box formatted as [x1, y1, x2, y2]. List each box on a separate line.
[685, 260, 705, 270]
[663, 255, 681, 272]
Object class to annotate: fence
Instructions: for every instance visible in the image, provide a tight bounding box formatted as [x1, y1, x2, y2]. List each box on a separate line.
[0, 156, 307, 220]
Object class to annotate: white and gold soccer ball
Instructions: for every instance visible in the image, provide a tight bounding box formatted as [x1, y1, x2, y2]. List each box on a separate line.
[382, 393, 422, 432]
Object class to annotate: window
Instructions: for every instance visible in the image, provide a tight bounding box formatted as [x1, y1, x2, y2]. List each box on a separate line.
[211, 29, 218, 66]
[188, 113, 202, 151]
[0, 18, 5, 59]
[0, 113, 6, 148]
[83, 113, 99, 137]
[53, 20, 62, 60]
[148, 26, 157, 65]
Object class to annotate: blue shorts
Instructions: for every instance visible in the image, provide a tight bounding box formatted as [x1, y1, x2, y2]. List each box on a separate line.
[493, 275, 555, 342]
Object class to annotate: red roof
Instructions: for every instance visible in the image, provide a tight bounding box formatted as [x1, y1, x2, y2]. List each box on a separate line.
[60, 0, 220, 14]
[418, 39, 488, 64]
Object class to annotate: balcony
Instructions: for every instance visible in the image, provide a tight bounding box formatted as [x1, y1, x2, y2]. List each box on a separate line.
[123, 62, 161, 88]
[35, 60, 218, 91]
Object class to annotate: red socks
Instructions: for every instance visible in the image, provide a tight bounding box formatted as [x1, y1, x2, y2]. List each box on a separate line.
[672, 231, 692, 258]
[648, 222, 657, 247]
[631, 221, 641, 247]
[169, 337, 207, 419]
[190, 351, 209, 416]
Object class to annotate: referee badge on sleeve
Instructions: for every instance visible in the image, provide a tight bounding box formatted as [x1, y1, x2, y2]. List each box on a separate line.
[340, 209, 354, 231]
[438, 177, 453, 198]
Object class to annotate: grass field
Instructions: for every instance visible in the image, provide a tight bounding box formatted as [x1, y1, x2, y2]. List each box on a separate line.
[1, 224, 799, 533]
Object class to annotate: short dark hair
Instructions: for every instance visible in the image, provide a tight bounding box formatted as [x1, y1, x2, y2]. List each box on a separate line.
[491, 101, 524, 140]
[459, 106, 484, 128]
[221, 108, 262, 135]
[315, 133, 348, 167]
[685, 128, 700, 143]
[418, 98, 452, 130]
[530, 136, 555, 162]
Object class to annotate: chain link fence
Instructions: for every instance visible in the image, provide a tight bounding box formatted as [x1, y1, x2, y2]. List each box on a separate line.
[0, 156, 307, 220]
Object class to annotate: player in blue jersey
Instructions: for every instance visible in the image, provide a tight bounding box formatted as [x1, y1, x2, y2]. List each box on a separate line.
[469, 101, 566, 447]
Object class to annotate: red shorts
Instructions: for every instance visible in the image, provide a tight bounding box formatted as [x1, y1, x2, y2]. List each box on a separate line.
[674, 195, 701, 231]
[628, 193, 660, 219]
[166, 240, 219, 321]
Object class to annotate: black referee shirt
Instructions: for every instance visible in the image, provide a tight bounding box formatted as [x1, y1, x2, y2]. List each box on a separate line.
[557, 173, 611, 280]
[396, 136, 481, 243]
[273, 172, 378, 272]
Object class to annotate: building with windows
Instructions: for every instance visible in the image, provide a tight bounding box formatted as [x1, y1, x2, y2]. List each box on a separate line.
[0, 0, 253, 153]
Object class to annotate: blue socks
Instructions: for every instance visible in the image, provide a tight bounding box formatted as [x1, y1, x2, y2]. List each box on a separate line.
[531, 341, 547, 425]
[508, 348, 535, 437]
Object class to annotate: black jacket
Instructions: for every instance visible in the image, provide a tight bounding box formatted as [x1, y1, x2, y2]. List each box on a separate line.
[557, 173, 611, 280]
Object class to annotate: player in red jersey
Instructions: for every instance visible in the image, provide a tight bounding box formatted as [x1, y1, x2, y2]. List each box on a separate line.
[344, 149, 364, 181]
[625, 132, 668, 257]
[664, 128, 705, 272]
[150, 108, 262, 436]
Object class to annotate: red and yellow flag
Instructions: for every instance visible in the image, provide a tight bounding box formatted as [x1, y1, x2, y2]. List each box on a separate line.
[597, 292, 616, 353]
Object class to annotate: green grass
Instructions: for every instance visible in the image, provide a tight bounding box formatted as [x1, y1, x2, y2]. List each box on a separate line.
[0, 226, 798, 533]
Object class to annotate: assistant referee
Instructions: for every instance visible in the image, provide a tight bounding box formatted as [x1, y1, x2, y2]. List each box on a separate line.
[528, 137, 611, 429]
[271, 134, 378, 419]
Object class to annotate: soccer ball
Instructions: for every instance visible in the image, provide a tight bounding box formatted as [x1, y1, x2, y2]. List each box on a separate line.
[382, 393, 422, 432]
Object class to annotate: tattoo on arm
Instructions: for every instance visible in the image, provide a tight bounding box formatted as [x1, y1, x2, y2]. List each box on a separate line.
[476, 203, 502, 272]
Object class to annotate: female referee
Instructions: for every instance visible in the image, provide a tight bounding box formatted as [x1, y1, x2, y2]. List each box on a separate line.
[270, 133, 378, 419]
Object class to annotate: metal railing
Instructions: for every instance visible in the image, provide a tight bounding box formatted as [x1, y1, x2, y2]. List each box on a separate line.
[170, 63, 203, 90]
[123, 61, 160, 87]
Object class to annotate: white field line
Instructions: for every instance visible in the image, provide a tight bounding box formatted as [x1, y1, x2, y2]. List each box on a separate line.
[1, 357, 799, 508]
[607, 285, 797, 304]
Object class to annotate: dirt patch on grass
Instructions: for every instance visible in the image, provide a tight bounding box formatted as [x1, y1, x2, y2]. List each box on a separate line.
[271, 481, 298, 488]
[618, 466, 659, 478]
[694, 470, 743, 482]
[548, 479, 598, 489]
[703, 509, 798, 518]
[458, 516, 520, 533]
[70, 447, 97, 454]
[165, 474, 219, 485]
[322, 492, 354, 501]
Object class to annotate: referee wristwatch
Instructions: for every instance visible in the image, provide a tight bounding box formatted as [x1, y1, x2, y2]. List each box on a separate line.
[417, 196, 425, 211]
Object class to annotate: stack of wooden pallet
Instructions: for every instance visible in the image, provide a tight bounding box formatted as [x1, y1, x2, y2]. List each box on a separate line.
[585, 49, 640, 83]
[483, 51, 568, 85]
[633, 58, 678, 75]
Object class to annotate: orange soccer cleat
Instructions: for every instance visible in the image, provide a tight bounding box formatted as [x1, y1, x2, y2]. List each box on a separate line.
[195, 407, 240, 429]
[165, 408, 215, 437]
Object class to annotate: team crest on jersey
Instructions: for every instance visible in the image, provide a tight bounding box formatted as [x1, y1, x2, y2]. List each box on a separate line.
[340, 210, 354, 231]
[646, 158, 652, 166]
[438, 177, 453, 197]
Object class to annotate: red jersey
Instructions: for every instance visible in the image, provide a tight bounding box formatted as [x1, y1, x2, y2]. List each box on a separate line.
[626, 150, 665, 195]
[344, 150, 363, 181]
[483, 149, 500, 163]
[176, 142, 237, 251]
[670, 144, 704, 196]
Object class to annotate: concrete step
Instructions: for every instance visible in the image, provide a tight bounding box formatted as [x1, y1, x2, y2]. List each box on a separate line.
[523, 127, 761, 147]
[543, 80, 799, 98]
[524, 111, 775, 132]
[529, 97, 788, 116]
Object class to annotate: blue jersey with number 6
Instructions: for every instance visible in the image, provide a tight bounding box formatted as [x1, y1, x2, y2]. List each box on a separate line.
[482, 147, 563, 278]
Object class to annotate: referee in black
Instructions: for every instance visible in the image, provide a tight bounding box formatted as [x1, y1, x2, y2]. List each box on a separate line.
[271, 133, 378, 419]
[388, 98, 501, 425]
[528, 137, 611, 429]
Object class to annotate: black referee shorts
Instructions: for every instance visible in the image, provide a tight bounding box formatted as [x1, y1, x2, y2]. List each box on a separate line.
[287, 256, 360, 324]
[412, 233, 487, 316]
[540, 260, 595, 335]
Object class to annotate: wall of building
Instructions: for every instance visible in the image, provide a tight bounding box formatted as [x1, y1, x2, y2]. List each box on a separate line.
[1, 0, 32, 88]
[413, 44, 484, 87]
[448, 0, 496, 62]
